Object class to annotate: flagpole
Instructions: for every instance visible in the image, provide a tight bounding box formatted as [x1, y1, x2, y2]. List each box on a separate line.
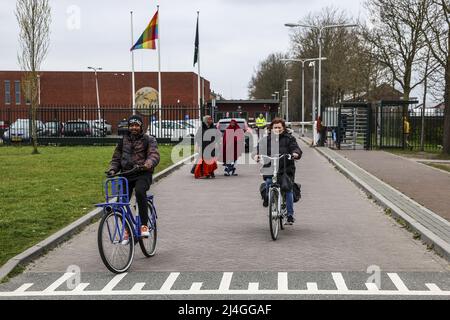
[157, 5, 162, 124]
[130, 11, 136, 115]
[197, 11, 201, 121]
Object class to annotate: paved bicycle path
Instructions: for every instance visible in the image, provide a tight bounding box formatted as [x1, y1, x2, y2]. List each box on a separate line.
[15, 139, 447, 273]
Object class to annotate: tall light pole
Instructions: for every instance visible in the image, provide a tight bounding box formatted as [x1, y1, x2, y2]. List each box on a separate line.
[285, 79, 293, 122]
[88, 66, 102, 120]
[281, 57, 327, 135]
[285, 23, 357, 116]
[309, 61, 317, 127]
[37, 74, 41, 106]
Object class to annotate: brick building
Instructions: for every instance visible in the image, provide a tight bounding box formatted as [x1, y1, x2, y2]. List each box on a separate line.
[0, 70, 211, 133]
[0, 70, 210, 108]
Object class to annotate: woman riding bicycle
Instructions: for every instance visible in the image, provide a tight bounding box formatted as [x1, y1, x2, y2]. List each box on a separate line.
[254, 118, 302, 225]
[107, 115, 160, 239]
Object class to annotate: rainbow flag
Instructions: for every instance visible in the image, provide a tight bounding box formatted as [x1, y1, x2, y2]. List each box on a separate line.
[131, 10, 158, 50]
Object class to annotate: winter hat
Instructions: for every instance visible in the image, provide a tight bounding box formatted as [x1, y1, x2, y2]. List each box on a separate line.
[128, 115, 143, 128]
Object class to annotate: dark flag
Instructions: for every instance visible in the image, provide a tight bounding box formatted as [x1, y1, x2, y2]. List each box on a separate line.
[193, 15, 199, 66]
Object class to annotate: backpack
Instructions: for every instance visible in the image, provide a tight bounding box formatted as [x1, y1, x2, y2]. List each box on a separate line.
[293, 183, 301, 203]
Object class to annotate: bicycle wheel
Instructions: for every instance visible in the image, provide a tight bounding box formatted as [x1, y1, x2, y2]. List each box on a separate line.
[280, 199, 287, 230]
[98, 209, 135, 273]
[269, 188, 280, 240]
[139, 201, 157, 257]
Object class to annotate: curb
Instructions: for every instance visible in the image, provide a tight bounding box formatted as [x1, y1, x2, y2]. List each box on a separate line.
[298, 136, 450, 262]
[0, 154, 196, 282]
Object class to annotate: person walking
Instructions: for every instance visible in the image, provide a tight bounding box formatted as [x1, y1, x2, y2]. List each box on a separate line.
[194, 115, 220, 179]
[222, 119, 244, 176]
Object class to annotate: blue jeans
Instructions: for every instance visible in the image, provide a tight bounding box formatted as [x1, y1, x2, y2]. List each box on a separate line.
[265, 178, 294, 217]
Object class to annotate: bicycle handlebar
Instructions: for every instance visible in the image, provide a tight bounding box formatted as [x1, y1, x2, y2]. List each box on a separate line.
[105, 166, 140, 178]
[259, 154, 293, 161]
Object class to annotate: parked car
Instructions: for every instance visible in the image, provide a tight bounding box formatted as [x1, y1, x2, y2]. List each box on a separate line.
[117, 118, 129, 136]
[216, 118, 253, 152]
[89, 119, 112, 135]
[146, 120, 193, 139]
[62, 121, 92, 137]
[3, 119, 46, 142]
[45, 121, 63, 137]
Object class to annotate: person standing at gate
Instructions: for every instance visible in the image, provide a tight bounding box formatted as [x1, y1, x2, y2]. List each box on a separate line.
[403, 116, 412, 150]
[256, 113, 267, 138]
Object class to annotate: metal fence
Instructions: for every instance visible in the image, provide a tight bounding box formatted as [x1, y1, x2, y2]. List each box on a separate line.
[320, 101, 445, 152]
[0, 105, 208, 145]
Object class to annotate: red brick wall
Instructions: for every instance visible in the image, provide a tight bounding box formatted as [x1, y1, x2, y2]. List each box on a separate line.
[0, 71, 210, 108]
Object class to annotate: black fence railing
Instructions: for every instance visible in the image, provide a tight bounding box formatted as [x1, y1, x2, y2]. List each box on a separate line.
[0, 105, 210, 145]
[320, 102, 445, 152]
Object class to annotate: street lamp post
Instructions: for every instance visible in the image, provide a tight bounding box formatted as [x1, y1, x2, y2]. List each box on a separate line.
[37, 74, 41, 106]
[88, 66, 102, 120]
[285, 79, 293, 122]
[281, 58, 327, 135]
[285, 23, 357, 116]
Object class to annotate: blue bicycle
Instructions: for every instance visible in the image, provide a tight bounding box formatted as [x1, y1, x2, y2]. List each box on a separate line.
[96, 167, 157, 273]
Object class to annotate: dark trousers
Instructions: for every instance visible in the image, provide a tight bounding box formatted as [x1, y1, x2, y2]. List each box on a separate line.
[128, 175, 151, 225]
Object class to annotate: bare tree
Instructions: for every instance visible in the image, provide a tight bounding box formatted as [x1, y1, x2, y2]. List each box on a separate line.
[15, 0, 51, 154]
[248, 52, 289, 100]
[422, 0, 450, 154]
[363, 0, 429, 100]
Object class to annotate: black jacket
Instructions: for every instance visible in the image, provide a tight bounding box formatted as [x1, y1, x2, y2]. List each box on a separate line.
[255, 132, 302, 178]
[195, 122, 221, 159]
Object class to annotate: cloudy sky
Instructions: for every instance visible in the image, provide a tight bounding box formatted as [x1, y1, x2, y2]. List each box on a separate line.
[1, 0, 366, 99]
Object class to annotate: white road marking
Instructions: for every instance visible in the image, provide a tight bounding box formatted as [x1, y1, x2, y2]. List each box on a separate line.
[332, 273, 349, 292]
[72, 283, 90, 292]
[248, 282, 259, 291]
[307, 283, 319, 292]
[425, 283, 442, 292]
[365, 283, 380, 292]
[101, 273, 127, 292]
[14, 283, 33, 293]
[130, 283, 146, 292]
[277, 272, 288, 291]
[1, 272, 449, 297]
[189, 282, 203, 291]
[387, 273, 409, 292]
[43, 273, 76, 293]
[218, 272, 233, 292]
[159, 272, 179, 292]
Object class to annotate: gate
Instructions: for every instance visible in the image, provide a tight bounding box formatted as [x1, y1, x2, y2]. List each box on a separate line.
[323, 102, 371, 150]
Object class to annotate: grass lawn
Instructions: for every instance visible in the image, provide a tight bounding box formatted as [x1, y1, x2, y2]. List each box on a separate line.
[0, 144, 175, 268]
[386, 149, 450, 160]
[424, 163, 450, 173]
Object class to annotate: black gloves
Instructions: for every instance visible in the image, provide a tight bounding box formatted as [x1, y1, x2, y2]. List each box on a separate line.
[106, 170, 116, 177]
[135, 164, 147, 172]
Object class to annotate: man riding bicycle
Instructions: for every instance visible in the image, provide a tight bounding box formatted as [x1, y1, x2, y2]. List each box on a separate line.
[107, 115, 160, 239]
[254, 118, 302, 225]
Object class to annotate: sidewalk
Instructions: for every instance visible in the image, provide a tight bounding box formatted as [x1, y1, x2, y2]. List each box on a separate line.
[300, 135, 450, 261]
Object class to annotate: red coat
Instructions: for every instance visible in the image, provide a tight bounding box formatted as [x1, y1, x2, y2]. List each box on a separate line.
[222, 123, 244, 164]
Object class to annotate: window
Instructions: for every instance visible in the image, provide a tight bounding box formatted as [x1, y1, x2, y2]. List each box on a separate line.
[25, 80, 31, 105]
[15, 81, 21, 105]
[4, 81, 11, 104]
